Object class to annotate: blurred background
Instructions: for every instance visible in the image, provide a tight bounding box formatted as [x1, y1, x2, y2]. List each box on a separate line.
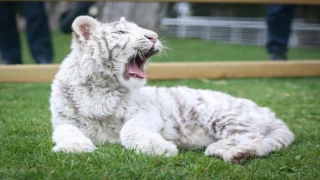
[1, 1, 319, 64]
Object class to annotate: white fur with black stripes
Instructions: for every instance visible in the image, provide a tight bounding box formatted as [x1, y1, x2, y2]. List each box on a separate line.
[50, 16, 294, 163]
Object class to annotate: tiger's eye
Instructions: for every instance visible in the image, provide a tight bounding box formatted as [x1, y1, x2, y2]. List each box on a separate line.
[116, 30, 127, 34]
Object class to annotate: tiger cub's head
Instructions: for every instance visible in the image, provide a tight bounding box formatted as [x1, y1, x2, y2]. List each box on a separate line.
[71, 16, 162, 90]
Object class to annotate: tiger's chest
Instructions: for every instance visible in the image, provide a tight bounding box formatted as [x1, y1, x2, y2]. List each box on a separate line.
[78, 115, 124, 144]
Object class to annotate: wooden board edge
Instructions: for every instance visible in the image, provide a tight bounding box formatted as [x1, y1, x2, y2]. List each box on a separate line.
[74, 0, 320, 5]
[0, 61, 319, 83]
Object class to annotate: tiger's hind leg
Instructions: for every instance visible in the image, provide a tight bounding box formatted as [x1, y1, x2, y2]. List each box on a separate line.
[204, 133, 277, 163]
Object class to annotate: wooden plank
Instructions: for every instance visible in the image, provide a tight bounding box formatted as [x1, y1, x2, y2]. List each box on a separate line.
[95, 0, 320, 5]
[146, 61, 320, 79]
[0, 61, 319, 83]
[0, 65, 60, 83]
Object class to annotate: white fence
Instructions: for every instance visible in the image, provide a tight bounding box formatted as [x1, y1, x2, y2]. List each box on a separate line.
[161, 17, 320, 48]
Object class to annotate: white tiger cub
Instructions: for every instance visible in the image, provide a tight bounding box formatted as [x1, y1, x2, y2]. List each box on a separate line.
[50, 16, 294, 163]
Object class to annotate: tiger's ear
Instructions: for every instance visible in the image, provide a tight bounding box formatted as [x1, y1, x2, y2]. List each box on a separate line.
[119, 17, 126, 24]
[72, 16, 98, 42]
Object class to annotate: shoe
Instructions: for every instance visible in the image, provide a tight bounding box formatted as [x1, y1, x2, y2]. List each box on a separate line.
[39, 60, 52, 64]
[270, 52, 287, 61]
[1, 60, 10, 65]
[1, 60, 22, 64]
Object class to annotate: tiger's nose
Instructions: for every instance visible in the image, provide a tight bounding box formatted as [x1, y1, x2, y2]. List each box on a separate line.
[145, 34, 158, 43]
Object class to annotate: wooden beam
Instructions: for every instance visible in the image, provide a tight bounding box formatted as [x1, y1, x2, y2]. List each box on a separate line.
[146, 61, 320, 79]
[0, 61, 319, 83]
[92, 0, 320, 5]
[0, 65, 60, 83]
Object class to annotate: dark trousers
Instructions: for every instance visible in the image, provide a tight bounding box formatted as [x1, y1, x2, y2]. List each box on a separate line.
[59, 2, 95, 33]
[266, 4, 297, 54]
[0, 2, 53, 64]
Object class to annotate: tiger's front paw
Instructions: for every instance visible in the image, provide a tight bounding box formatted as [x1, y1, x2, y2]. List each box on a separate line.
[150, 139, 178, 157]
[123, 134, 178, 157]
[53, 138, 97, 153]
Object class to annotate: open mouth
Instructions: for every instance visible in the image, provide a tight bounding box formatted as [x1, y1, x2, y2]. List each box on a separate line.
[126, 48, 158, 79]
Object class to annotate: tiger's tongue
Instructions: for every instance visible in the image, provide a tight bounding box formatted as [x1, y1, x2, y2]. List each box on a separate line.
[127, 64, 147, 78]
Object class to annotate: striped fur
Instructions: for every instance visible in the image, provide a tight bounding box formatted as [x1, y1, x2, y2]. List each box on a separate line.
[50, 16, 294, 163]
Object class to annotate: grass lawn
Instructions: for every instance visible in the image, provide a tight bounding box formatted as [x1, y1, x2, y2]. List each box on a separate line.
[1, 78, 319, 179]
[0, 32, 320, 179]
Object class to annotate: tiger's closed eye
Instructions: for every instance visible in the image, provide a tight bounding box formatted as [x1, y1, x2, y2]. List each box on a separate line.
[114, 30, 128, 34]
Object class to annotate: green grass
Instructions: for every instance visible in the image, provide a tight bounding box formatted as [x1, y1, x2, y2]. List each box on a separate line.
[1, 32, 320, 179]
[0, 78, 319, 179]
[9, 31, 320, 64]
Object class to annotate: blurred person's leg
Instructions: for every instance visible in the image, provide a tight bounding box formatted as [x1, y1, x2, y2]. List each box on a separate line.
[266, 4, 297, 60]
[0, 2, 22, 64]
[23, 1, 53, 64]
[59, 2, 95, 33]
